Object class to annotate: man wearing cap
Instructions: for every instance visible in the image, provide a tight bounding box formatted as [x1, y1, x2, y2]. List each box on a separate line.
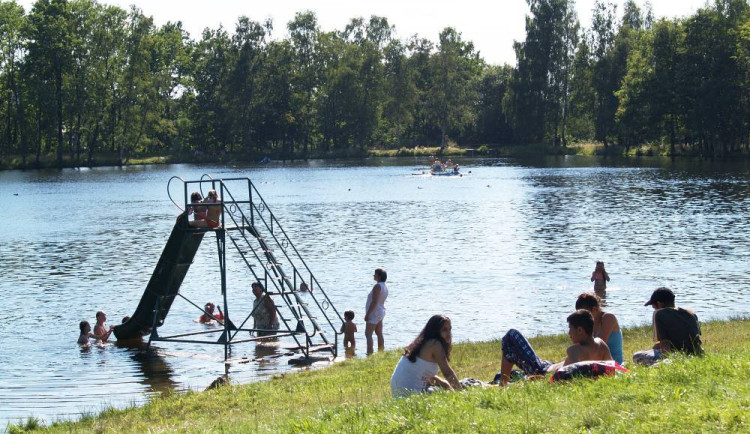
[633, 287, 703, 365]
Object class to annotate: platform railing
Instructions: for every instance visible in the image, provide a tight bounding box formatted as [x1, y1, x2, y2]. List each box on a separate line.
[181, 177, 342, 356]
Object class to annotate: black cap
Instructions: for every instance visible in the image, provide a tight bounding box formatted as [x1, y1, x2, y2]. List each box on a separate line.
[644, 287, 675, 306]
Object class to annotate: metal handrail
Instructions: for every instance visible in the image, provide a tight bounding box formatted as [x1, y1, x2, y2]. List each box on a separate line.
[244, 180, 345, 330]
[183, 177, 342, 352]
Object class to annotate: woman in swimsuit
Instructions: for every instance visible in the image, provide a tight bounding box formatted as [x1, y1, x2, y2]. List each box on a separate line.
[575, 293, 623, 364]
[591, 261, 610, 293]
[365, 268, 389, 354]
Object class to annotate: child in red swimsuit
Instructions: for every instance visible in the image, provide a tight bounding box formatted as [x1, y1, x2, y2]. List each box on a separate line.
[203, 190, 221, 228]
[199, 302, 224, 324]
[188, 190, 221, 228]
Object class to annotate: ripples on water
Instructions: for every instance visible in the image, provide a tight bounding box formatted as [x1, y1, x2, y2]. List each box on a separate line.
[1, 156, 749, 426]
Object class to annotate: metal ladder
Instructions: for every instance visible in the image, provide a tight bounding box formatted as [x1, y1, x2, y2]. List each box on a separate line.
[186, 177, 344, 359]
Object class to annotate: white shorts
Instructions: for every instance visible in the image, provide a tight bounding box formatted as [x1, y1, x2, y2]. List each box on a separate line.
[366, 308, 385, 325]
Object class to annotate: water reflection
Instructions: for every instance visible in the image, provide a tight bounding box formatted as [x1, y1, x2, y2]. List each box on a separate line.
[254, 343, 281, 365]
[131, 350, 179, 394]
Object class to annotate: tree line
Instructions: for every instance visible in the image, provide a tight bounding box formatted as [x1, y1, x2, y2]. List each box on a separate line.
[0, 0, 748, 167]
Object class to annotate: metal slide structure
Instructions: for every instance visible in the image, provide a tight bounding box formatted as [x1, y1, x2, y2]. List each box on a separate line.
[114, 176, 343, 360]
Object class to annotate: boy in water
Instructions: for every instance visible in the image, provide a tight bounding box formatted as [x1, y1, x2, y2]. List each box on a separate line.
[341, 310, 357, 349]
[93, 311, 114, 342]
[499, 309, 612, 385]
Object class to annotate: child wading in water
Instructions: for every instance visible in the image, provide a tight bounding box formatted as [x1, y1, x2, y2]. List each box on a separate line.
[78, 321, 95, 344]
[591, 261, 610, 293]
[93, 311, 114, 342]
[341, 310, 358, 349]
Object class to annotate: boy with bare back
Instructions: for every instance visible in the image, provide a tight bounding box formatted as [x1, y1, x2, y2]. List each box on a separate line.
[341, 310, 357, 349]
[498, 309, 612, 385]
[562, 309, 612, 365]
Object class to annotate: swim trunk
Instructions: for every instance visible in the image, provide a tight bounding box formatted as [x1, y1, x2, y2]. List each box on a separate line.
[206, 219, 220, 228]
[501, 329, 553, 375]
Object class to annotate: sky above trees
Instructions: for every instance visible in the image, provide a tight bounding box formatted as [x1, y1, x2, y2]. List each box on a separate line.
[16, 0, 706, 65]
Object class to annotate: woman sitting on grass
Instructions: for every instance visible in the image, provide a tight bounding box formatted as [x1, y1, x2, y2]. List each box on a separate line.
[390, 315, 463, 398]
[575, 292, 623, 364]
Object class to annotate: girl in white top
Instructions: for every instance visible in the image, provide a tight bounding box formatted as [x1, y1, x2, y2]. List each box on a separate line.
[365, 268, 389, 354]
[390, 315, 463, 397]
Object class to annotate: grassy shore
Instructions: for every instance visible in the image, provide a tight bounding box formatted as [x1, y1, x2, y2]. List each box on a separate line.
[12, 318, 749, 433]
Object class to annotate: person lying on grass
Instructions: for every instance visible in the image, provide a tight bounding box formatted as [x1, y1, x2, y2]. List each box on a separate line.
[498, 309, 613, 385]
[390, 315, 463, 397]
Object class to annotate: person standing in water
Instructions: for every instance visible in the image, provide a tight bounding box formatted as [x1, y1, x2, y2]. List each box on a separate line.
[591, 261, 610, 293]
[365, 268, 389, 354]
[93, 311, 114, 342]
[77, 321, 95, 345]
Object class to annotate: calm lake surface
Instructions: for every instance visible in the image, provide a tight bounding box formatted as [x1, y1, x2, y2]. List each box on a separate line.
[1, 156, 749, 426]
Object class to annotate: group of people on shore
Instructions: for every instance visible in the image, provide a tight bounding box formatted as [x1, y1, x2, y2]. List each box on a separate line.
[384, 262, 703, 398]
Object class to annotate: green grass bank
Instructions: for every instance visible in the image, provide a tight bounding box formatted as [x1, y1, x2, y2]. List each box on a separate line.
[12, 319, 750, 433]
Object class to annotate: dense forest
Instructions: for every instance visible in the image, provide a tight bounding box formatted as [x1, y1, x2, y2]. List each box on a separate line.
[0, 0, 748, 167]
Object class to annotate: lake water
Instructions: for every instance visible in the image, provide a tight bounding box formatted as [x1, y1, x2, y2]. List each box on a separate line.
[1, 156, 749, 427]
